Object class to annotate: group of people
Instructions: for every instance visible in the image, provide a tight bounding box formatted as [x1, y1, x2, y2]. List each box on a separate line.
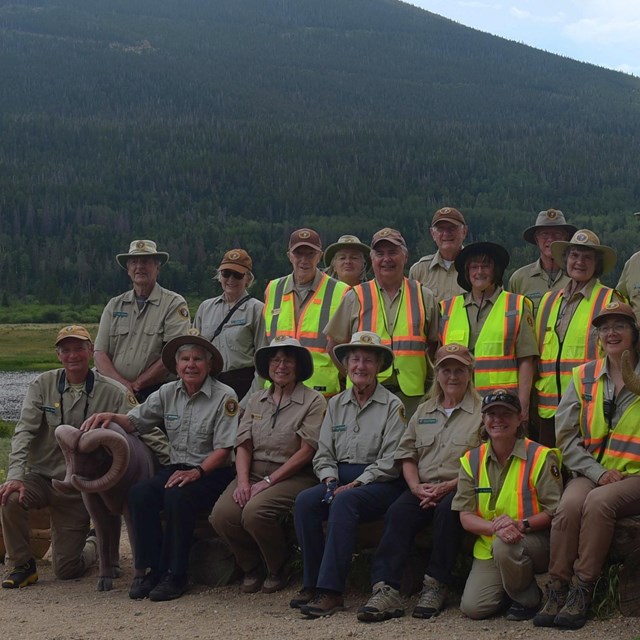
[1, 206, 639, 630]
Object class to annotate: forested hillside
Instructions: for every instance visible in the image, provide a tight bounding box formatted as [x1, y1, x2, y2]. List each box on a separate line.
[1, 0, 639, 307]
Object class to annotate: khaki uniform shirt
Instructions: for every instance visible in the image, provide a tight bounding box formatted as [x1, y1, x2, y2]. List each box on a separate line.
[452, 438, 562, 516]
[395, 388, 482, 483]
[7, 369, 137, 482]
[444, 287, 538, 356]
[237, 383, 326, 465]
[128, 376, 237, 467]
[194, 294, 267, 371]
[313, 384, 406, 485]
[616, 251, 640, 323]
[508, 259, 570, 316]
[95, 282, 190, 381]
[555, 358, 640, 484]
[409, 250, 465, 302]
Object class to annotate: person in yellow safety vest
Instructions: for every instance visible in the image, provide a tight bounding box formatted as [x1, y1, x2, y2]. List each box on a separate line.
[263, 228, 349, 398]
[534, 301, 640, 630]
[534, 229, 620, 447]
[452, 389, 563, 621]
[324, 228, 439, 419]
[439, 241, 538, 423]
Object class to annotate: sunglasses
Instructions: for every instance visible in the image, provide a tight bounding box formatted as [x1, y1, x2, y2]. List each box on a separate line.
[220, 269, 245, 280]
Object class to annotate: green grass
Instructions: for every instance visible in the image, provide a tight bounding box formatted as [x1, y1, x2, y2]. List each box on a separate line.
[0, 303, 105, 325]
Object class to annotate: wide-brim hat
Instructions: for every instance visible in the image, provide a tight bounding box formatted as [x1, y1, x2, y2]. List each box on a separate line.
[522, 209, 577, 245]
[550, 229, 616, 274]
[454, 242, 510, 292]
[161, 329, 223, 378]
[333, 331, 394, 372]
[116, 240, 169, 269]
[323, 235, 371, 269]
[254, 336, 314, 383]
[592, 301, 638, 328]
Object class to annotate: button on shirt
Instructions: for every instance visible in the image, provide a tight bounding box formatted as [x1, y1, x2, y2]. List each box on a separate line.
[194, 294, 267, 371]
[409, 250, 465, 302]
[128, 376, 237, 466]
[237, 383, 326, 464]
[313, 384, 406, 485]
[95, 282, 190, 381]
[394, 388, 482, 483]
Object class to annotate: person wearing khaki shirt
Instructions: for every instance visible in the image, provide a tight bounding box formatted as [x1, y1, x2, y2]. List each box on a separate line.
[616, 250, 640, 324]
[292, 332, 407, 617]
[94, 239, 190, 402]
[211, 337, 326, 595]
[507, 209, 576, 316]
[358, 344, 481, 622]
[409, 207, 468, 302]
[0, 325, 137, 589]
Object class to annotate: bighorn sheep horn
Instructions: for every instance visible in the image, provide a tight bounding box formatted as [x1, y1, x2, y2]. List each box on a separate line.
[52, 425, 83, 494]
[621, 350, 640, 396]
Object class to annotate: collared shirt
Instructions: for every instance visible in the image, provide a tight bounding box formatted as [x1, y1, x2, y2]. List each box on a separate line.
[449, 286, 538, 356]
[280, 269, 326, 321]
[616, 251, 640, 323]
[7, 369, 137, 482]
[554, 277, 601, 340]
[452, 438, 562, 516]
[237, 382, 326, 464]
[95, 282, 190, 381]
[324, 280, 439, 345]
[313, 383, 406, 485]
[555, 357, 640, 483]
[508, 259, 571, 316]
[194, 294, 267, 371]
[395, 388, 482, 483]
[128, 376, 237, 467]
[409, 250, 465, 302]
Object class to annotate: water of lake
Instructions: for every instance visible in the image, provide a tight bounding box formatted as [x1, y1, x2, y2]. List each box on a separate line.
[0, 372, 38, 421]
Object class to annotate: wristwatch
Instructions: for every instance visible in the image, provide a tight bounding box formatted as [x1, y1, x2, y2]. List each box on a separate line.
[263, 475, 272, 485]
[522, 518, 531, 532]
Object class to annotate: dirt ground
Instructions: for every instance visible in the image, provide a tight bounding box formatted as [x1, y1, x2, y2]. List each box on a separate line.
[1, 541, 639, 640]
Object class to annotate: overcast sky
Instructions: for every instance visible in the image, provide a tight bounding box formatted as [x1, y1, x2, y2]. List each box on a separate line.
[407, 1, 640, 76]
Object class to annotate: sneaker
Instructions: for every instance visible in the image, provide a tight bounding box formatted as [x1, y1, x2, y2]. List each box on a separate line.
[242, 568, 264, 594]
[290, 587, 315, 609]
[554, 575, 594, 630]
[261, 569, 289, 594]
[412, 574, 447, 619]
[533, 578, 568, 627]
[357, 581, 404, 622]
[129, 573, 159, 600]
[2, 558, 38, 589]
[506, 600, 539, 621]
[148, 573, 188, 602]
[300, 591, 345, 617]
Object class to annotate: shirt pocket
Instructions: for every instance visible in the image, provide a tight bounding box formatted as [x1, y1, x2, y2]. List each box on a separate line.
[414, 431, 436, 451]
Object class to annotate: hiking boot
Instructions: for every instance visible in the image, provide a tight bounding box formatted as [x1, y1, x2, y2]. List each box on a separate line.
[290, 587, 315, 609]
[2, 558, 38, 589]
[242, 568, 264, 593]
[262, 569, 289, 594]
[300, 591, 345, 617]
[129, 572, 159, 600]
[412, 574, 447, 619]
[506, 600, 539, 621]
[357, 581, 404, 622]
[533, 578, 568, 627]
[148, 573, 188, 602]
[554, 575, 594, 629]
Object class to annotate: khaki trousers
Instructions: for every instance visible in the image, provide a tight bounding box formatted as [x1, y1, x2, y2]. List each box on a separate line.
[549, 475, 640, 583]
[210, 464, 316, 574]
[460, 531, 550, 619]
[0, 473, 94, 579]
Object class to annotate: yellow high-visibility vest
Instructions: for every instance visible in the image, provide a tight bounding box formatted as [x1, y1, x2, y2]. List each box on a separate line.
[535, 283, 613, 418]
[439, 290, 527, 394]
[573, 359, 640, 475]
[354, 278, 428, 396]
[263, 273, 348, 397]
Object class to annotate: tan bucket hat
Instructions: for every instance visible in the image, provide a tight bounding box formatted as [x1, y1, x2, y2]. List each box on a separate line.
[116, 240, 169, 269]
[333, 331, 394, 371]
[522, 209, 577, 244]
[323, 235, 371, 269]
[161, 328, 223, 378]
[550, 229, 616, 274]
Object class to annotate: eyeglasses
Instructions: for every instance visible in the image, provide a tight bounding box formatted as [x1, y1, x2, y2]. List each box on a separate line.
[596, 322, 631, 336]
[270, 357, 296, 367]
[220, 269, 244, 280]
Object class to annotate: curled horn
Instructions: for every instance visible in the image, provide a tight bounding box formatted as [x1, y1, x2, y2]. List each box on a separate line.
[52, 425, 83, 494]
[621, 349, 640, 396]
[70, 426, 130, 493]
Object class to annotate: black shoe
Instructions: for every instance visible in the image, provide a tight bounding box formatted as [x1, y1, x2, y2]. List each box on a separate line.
[506, 600, 538, 621]
[149, 573, 188, 602]
[2, 558, 38, 589]
[290, 587, 315, 609]
[129, 573, 159, 600]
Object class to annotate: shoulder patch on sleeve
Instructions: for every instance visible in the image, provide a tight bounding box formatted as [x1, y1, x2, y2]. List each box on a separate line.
[399, 405, 407, 423]
[224, 398, 239, 417]
[127, 392, 139, 407]
[177, 306, 189, 318]
[550, 463, 561, 479]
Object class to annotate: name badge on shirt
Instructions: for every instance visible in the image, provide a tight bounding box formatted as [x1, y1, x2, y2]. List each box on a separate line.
[43, 406, 57, 414]
[313, 385, 327, 392]
[113, 311, 128, 318]
[228, 318, 246, 326]
[272, 308, 281, 316]
[418, 418, 437, 424]
[332, 425, 347, 433]
[474, 487, 493, 494]
[582, 393, 592, 402]
[164, 414, 179, 422]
